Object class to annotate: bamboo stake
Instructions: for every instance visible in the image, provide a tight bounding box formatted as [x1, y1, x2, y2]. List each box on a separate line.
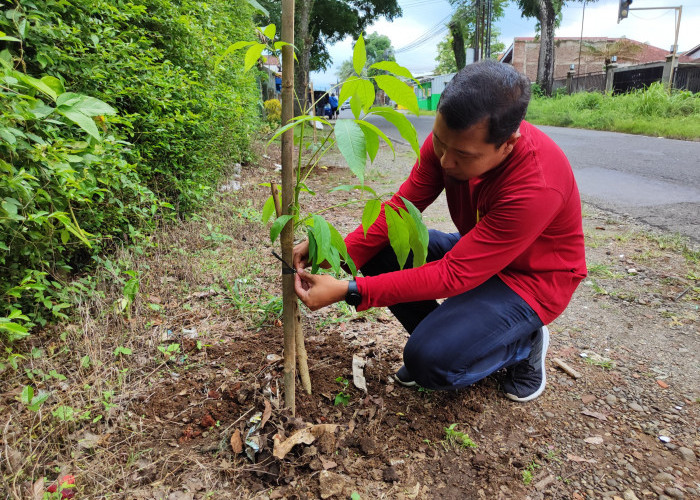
[270, 182, 311, 395]
[280, 0, 296, 415]
[295, 302, 312, 394]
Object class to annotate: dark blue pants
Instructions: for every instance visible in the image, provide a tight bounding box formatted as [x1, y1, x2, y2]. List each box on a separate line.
[361, 230, 543, 390]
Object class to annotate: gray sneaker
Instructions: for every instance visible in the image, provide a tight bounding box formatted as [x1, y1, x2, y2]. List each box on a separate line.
[502, 326, 550, 402]
[392, 365, 417, 387]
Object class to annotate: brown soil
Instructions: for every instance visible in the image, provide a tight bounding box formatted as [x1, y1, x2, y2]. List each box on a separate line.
[1, 141, 698, 499]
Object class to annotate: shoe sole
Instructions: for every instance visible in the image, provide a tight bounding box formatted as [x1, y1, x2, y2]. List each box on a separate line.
[505, 326, 550, 403]
[392, 374, 417, 387]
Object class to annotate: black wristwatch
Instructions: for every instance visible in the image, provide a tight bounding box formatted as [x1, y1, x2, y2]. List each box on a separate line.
[345, 280, 362, 307]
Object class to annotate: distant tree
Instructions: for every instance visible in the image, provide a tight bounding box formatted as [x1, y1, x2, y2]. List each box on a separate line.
[446, 0, 507, 69]
[582, 38, 643, 69]
[434, 26, 505, 74]
[515, 0, 595, 96]
[515, 0, 562, 96]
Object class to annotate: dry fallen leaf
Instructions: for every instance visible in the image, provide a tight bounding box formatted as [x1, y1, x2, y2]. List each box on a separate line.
[567, 453, 597, 464]
[261, 400, 272, 430]
[272, 424, 339, 459]
[584, 436, 604, 445]
[230, 429, 243, 454]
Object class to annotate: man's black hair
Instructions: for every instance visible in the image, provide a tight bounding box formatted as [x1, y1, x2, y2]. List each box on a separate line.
[437, 60, 531, 147]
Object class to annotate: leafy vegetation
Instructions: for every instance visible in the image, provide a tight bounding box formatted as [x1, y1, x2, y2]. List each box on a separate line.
[1, 0, 260, 338]
[527, 83, 700, 140]
[234, 28, 428, 275]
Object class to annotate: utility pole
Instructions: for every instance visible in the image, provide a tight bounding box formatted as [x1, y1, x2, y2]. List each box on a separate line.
[617, 2, 683, 86]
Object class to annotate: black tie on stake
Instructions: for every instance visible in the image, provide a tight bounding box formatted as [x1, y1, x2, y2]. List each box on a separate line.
[271, 251, 296, 275]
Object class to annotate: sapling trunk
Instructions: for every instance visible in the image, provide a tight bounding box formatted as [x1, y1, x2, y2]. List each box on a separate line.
[271, 182, 311, 396]
[280, 0, 296, 415]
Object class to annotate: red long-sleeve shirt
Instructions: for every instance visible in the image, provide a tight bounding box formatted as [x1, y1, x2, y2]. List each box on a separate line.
[344, 121, 587, 324]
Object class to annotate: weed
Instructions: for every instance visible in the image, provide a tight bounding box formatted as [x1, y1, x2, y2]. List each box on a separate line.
[522, 460, 541, 485]
[588, 279, 608, 296]
[113, 346, 133, 357]
[158, 343, 182, 361]
[18, 385, 50, 412]
[444, 423, 478, 449]
[587, 263, 624, 279]
[334, 376, 351, 406]
[203, 222, 234, 246]
[223, 278, 283, 330]
[584, 357, 614, 370]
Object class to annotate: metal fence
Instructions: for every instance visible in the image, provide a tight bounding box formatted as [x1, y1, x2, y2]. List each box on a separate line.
[674, 64, 700, 93]
[613, 63, 664, 94]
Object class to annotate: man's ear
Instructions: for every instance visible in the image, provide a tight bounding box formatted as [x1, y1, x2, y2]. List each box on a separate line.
[500, 129, 521, 155]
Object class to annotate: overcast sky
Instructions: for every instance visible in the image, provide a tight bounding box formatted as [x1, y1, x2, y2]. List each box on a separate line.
[310, 0, 699, 90]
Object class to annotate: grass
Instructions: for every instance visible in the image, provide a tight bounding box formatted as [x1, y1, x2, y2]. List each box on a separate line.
[527, 83, 700, 140]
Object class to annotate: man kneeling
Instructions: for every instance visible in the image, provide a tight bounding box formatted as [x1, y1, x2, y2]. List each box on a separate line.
[293, 60, 587, 402]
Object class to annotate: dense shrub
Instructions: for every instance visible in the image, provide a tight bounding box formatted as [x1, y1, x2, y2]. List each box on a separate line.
[264, 98, 282, 125]
[527, 83, 700, 139]
[0, 0, 260, 334]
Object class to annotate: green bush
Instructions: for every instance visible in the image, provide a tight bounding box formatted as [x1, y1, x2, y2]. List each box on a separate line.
[264, 98, 282, 125]
[14, 0, 260, 212]
[527, 84, 700, 140]
[0, 0, 260, 335]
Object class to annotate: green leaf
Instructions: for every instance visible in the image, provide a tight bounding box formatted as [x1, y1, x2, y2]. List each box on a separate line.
[20, 385, 33, 405]
[0, 35, 20, 42]
[401, 197, 429, 251]
[52, 405, 75, 421]
[357, 120, 396, 159]
[123, 277, 139, 302]
[308, 231, 319, 274]
[311, 215, 332, 267]
[339, 78, 375, 115]
[245, 0, 269, 15]
[57, 93, 114, 116]
[261, 24, 276, 41]
[0, 321, 29, 341]
[16, 73, 56, 100]
[244, 44, 266, 72]
[215, 41, 255, 70]
[362, 199, 382, 237]
[373, 75, 419, 116]
[329, 224, 356, 276]
[369, 108, 420, 159]
[362, 125, 379, 162]
[369, 61, 415, 81]
[262, 195, 276, 224]
[60, 110, 100, 140]
[400, 208, 427, 268]
[385, 206, 410, 269]
[267, 115, 331, 144]
[352, 35, 366, 76]
[334, 119, 367, 182]
[40, 76, 65, 96]
[28, 391, 50, 411]
[270, 214, 293, 243]
[113, 346, 132, 357]
[81, 355, 91, 368]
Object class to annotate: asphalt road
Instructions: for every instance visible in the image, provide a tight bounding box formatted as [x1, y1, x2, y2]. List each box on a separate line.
[345, 110, 700, 244]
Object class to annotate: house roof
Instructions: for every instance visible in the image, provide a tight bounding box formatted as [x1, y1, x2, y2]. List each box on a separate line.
[682, 43, 700, 59]
[507, 37, 693, 63]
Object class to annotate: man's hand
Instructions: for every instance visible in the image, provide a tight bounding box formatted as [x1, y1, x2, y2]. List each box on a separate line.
[294, 269, 348, 311]
[293, 239, 331, 270]
[292, 239, 310, 270]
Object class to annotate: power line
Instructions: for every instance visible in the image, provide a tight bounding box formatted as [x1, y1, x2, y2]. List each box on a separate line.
[395, 11, 454, 53]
